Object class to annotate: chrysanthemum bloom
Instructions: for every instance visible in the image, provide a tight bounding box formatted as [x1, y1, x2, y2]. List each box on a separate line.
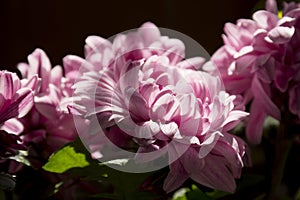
[0, 70, 36, 169]
[17, 49, 87, 161]
[209, 0, 300, 144]
[7, 49, 100, 200]
[71, 22, 250, 193]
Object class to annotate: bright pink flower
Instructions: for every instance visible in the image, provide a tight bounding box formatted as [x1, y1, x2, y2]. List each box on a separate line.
[0, 70, 36, 163]
[71, 23, 250, 193]
[209, 0, 300, 144]
[17, 49, 86, 157]
[0, 71, 35, 126]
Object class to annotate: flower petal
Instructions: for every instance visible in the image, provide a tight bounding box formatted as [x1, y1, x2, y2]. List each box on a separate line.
[1, 118, 24, 134]
[191, 154, 236, 193]
[266, 0, 278, 14]
[252, 75, 280, 120]
[267, 26, 295, 44]
[246, 99, 267, 144]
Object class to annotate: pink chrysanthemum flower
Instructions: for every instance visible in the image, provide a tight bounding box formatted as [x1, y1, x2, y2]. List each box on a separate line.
[70, 22, 250, 193]
[17, 49, 87, 160]
[0, 70, 36, 160]
[209, 0, 300, 144]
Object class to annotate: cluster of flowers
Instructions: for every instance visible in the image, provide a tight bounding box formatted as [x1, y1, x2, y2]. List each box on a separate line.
[0, 49, 90, 198]
[0, 23, 250, 194]
[70, 22, 250, 192]
[0, 0, 299, 196]
[209, 0, 300, 144]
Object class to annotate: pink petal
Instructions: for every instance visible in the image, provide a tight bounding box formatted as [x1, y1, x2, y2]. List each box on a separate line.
[191, 154, 236, 193]
[63, 55, 93, 77]
[223, 74, 253, 94]
[134, 121, 159, 139]
[160, 122, 178, 136]
[22, 74, 40, 92]
[246, 99, 267, 144]
[177, 57, 206, 70]
[1, 118, 24, 134]
[252, 75, 280, 120]
[0, 88, 33, 123]
[126, 87, 149, 122]
[0, 71, 15, 99]
[211, 46, 233, 73]
[163, 160, 189, 193]
[14, 88, 34, 118]
[35, 102, 58, 121]
[50, 65, 63, 86]
[224, 23, 241, 49]
[199, 131, 222, 158]
[181, 147, 205, 174]
[163, 144, 189, 193]
[212, 139, 243, 177]
[27, 49, 52, 92]
[266, 0, 278, 14]
[274, 63, 294, 92]
[252, 10, 278, 30]
[160, 38, 185, 65]
[138, 22, 161, 46]
[134, 143, 167, 163]
[222, 110, 249, 131]
[267, 26, 295, 44]
[17, 63, 29, 78]
[85, 36, 111, 56]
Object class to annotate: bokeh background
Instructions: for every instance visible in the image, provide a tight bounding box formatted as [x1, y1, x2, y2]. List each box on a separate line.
[0, 0, 259, 70]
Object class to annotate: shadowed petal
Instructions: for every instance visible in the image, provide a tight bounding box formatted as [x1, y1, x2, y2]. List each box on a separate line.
[191, 154, 236, 193]
[246, 99, 267, 144]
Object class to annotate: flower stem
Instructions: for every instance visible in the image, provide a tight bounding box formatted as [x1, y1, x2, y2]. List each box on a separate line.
[267, 120, 293, 200]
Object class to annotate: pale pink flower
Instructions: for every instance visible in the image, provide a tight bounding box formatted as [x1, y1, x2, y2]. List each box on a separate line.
[71, 22, 250, 193]
[209, 0, 300, 144]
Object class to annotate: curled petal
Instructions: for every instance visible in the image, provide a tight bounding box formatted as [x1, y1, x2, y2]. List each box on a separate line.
[253, 10, 278, 30]
[1, 118, 24, 134]
[267, 26, 295, 44]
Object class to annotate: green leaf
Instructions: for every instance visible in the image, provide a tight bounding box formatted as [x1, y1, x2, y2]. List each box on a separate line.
[231, 122, 245, 135]
[186, 185, 212, 200]
[263, 116, 279, 139]
[43, 139, 161, 199]
[106, 166, 155, 199]
[42, 146, 89, 173]
[206, 190, 230, 199]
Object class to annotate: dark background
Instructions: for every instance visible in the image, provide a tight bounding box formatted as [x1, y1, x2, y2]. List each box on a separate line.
[0, 0, 259, 70]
